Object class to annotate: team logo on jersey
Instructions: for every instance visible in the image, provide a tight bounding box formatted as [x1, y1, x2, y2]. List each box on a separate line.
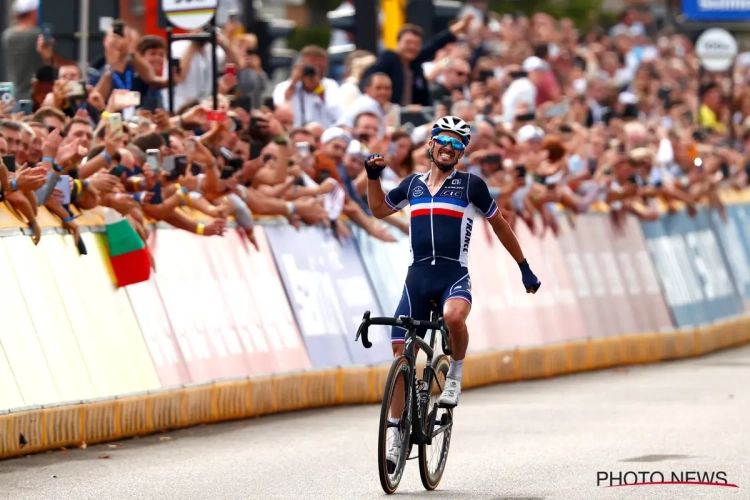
[413, 186, 425, 197]
[441, 190, 461, 197]
[451, 179, 461, 185]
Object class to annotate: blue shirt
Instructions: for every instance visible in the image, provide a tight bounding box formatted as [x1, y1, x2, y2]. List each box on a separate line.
[385, 170, 499, 267]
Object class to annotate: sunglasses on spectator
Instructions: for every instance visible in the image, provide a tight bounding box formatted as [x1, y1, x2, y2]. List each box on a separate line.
[433, 135, 465, 151]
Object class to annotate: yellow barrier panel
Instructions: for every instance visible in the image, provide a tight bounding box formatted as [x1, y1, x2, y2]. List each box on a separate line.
[0, 239, 59, 406]
[1, 314, 750, 460]
[77, 233, 161, 394]
[12, 234, 96, 402]
[382, 0, 405, 50]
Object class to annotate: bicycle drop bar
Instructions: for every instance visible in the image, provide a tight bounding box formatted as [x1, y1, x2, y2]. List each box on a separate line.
[355, 311, 444, 349]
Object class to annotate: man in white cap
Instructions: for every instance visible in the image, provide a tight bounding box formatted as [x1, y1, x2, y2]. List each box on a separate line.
[2, 0, 58, 100]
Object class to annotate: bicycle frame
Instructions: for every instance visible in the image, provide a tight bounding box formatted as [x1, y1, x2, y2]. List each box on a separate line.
[356, 301, 453, 447]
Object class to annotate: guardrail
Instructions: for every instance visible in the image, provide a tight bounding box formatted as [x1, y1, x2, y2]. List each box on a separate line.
[1, 193, 750, 460]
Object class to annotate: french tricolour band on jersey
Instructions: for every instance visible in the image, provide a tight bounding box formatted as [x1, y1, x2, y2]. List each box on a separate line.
[410, 197, 469, 218]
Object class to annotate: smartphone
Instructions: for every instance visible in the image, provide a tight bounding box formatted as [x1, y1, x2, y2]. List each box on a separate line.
[108, 165, 124, 177]
[262, 96, 275, 112]
[141, 96, 159, 113]
[111, 21, 125, 37]
[173, 155, 188, 177]
[485, 154, 501, 164]
[56, 175, 71, 204]
[146, 149, 160, 173]
[190, 163, 202, 176]
[544, 101, 569, 118]
[65, 81, 85, 98]
[515, 165, 527, 178]
[220, 167, 235, 180]
[171, 58, 181, 76]
[295, 142, 311, 158]
[108, 112, 123, 137]
[2, 155, 16, 173]
[160, 132, 171, 145]
[17, 100, 32, 115]
[206, 110, 226, 122]
[0, 82, 14, 105]
[162, 156, 175, 174]
[225, 63, 236, 77]
[388, 143, 396, 157]
[250, 140, 263, 160]
[219, 147, 233, 161]
[41, 23, 53, 45]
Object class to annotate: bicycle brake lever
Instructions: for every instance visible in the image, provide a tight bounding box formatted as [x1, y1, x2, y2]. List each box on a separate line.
[439, 317, 452, 356]
[356, 311, 373, 348]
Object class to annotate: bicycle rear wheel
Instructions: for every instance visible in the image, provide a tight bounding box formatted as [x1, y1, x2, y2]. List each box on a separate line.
[418, 354, 453, 490]
[378, 356, 412, 494]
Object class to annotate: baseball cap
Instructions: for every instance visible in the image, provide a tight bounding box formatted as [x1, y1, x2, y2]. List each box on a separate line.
[346, 139, 368, 159]
[320, 127, 352, 147]
[14, 0, 39, 14]
[517, 124, 544, 143]
[522, 56, 547, 73]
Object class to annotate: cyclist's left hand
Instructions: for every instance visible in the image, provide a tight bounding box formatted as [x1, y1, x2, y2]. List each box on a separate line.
[519, 259, 541, 294]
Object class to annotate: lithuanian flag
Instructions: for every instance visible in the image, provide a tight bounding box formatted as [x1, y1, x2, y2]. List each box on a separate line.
[103, 207, 151, 287]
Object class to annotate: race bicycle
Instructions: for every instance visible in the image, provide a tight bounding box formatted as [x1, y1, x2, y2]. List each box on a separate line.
[355, 300, 454, 494]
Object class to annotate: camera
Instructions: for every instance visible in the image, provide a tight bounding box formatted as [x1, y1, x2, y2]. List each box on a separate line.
[302, 64, 317, 78]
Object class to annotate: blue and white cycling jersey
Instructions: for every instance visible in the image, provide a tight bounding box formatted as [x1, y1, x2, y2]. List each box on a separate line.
[384, 169, 500, 267]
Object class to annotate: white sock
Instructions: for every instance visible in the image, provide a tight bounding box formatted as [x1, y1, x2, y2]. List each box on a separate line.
[447, 358, 464, 380]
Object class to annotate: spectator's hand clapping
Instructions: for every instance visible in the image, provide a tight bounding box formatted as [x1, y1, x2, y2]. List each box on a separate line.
[14, 164, 47, 191]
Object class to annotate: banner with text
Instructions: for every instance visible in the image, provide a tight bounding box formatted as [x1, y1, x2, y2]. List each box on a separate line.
[640, 208, 744, 328]
[264, 225, 393, 368]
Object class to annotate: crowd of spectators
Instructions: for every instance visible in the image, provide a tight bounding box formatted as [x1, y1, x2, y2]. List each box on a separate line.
[0, 0, 747, 261]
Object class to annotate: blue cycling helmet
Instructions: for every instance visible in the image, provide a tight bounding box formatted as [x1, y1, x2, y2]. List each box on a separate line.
[431, 115, 471, 146]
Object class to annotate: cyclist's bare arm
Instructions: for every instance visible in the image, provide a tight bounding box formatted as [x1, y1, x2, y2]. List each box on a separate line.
[367, 178, 392, 219]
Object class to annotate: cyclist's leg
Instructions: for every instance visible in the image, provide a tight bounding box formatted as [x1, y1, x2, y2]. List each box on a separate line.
[437, 271, 472, 407]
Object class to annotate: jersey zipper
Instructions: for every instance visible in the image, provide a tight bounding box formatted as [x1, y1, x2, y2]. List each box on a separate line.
[430, 197, 436, 265]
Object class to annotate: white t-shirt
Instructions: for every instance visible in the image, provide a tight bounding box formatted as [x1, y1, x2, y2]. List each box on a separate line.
[501, 77, 536, 123]
[272, 78, 342, 128]
[163, 40, 226, 112]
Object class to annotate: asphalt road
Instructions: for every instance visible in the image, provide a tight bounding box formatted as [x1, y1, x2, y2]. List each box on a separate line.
[2, 345, 749, 500]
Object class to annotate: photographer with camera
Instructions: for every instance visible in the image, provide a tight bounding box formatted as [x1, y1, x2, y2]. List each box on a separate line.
[272, 45, 342, 128]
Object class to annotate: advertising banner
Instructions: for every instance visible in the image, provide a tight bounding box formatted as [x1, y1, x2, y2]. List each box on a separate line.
[467, 218, 545, 350]
[614, 216, 674, 332]
[264, 225, 392, 368]
[0, 238, 58, 408]
[566, 214, 621, 337]
[151, 230, 253, 381]
[640, 209, 743, 328]
[352, 224, 411, 317]
[79, 234, 161, 393]
[12, 235, 97, 402]
[126, 277, 192, 388]
[680, 0, 750, 22]
[216, 229, 311, 374]
[709, 206, 750, 308]
[556, 214, 606, 338]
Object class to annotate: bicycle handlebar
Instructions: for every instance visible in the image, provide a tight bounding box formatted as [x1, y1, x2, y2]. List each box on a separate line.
[355, 311, 449, 354]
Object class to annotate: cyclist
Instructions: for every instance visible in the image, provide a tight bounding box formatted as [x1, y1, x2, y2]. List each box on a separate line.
[364, 116, 541, 466]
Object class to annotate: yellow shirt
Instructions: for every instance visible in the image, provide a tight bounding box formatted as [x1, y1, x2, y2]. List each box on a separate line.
[699, 104, 726, 134]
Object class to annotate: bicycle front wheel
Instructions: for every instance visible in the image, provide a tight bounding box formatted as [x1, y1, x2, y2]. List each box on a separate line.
[378, 355, 412, 495]
[418, 354, 452, 490]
